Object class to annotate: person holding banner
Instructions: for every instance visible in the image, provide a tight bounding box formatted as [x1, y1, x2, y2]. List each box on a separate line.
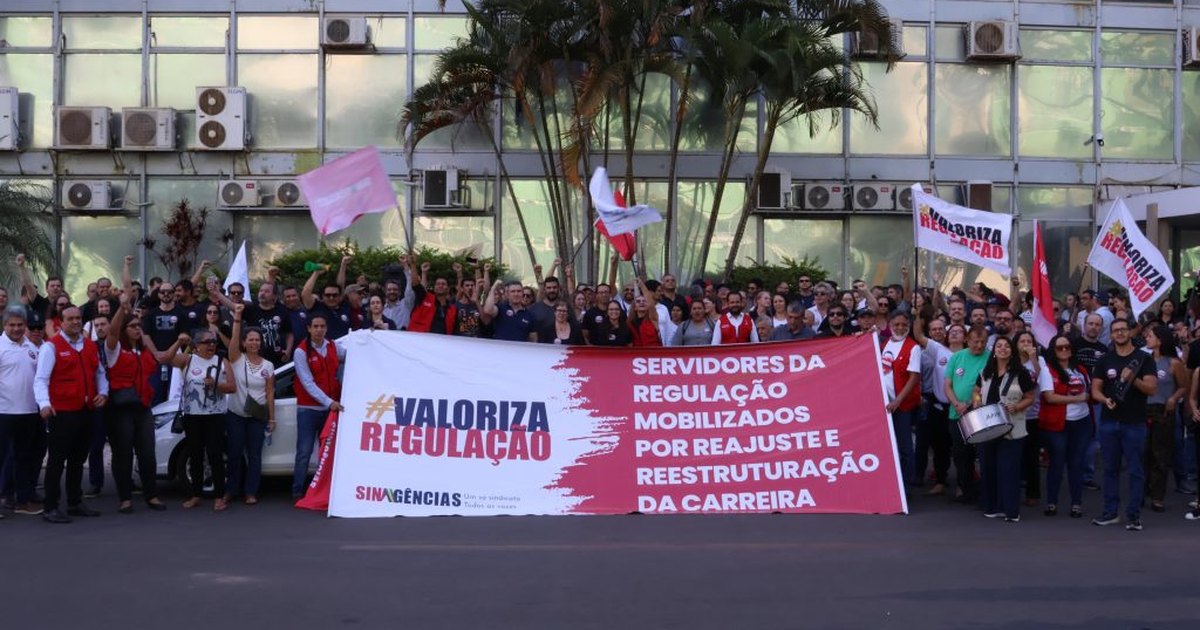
[973, 336, 1037, 522]
[912, 314, 955, 496]
[1090, 319, 1157, 530]
[880, 312, 921, 487]
[671, 301, 715, 346]
[481, 280, 536, 343]
[592, 301, 633, 347]
[537, 303, 584, 346]
[292, 315, 347, 499]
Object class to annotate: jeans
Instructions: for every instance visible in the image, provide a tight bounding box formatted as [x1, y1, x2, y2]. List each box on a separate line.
[1043, 419, 1091, 508]
[980, 437, 1024, 518]
[891, 408, 916, 486]
[226, 412, 267, 497]
[950, 419, 977, 498]
[87, 410, 107, 490]
[150, 364, 171, 406]
[293, 408, 328, 497]
[1173, 409, 1196, 486]
[1100, 420, 1148, 520]
[44, 410, 93, 512]
[183, 413, 226, 498]
[914, 400, 951, 486]
[0, 413, 42, 504]
[1021, 418, 1041, 501]
[1144, 404, 1173, 503]
[1084, 404, 1102, 483]
[104, 403, 158, 502]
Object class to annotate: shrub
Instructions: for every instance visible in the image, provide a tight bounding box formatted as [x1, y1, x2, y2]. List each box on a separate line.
[722, 256, 829, 291]
[268, 241, 508, 290]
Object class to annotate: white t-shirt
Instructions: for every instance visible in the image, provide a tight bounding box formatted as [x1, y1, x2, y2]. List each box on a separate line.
[881, 337, 920, 402]
[920, 339, 953, 404]
[0, 334, 39, 414]
[228, 355, 275, 418]
[1063, 367, 1091, 421]
[806, 305, 826, 331]
[181, 353, 229, 415]
[1023, 356, 1054, 419]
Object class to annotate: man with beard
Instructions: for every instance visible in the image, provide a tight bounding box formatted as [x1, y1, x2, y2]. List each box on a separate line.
[245, 281, 291, 365]
[141, 280, 185, 404]
[1074, 312, 1108, 489]
[408, 260, 458, 335]
[1075, 289, 1114, 345]
[947, 298, 967, 328]
[453, 262, 485, 338]
[16, 254, 65, 326]
[988, 308, 1016, 348]
[712, 291, 758, 344]
[528, 275, 562, 330]
[582, 283, 613, 344]
[816, 306, 854, 338]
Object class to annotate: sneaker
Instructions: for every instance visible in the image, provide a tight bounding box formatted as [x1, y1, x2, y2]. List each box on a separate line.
[1092, 513, 1120, 526]
[1004, 516, 1021, 523]
[1125, 519, 1143, 531]
[83, 486, 102, 499]
[984, 512, 1005, 519]
[42, 509, 71, 524]
[14, 503, 43, 515]
[66, 503, 100, 517]
[1189, 499, 1199, 510]
[1084, 481, 1100, 491]
[1185, 510, 1200, 521]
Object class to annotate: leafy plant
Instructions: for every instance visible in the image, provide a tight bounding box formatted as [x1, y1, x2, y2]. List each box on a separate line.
[723, 255, 829, 291]
[141, 199, 232, 280]
[268, 241, 509, 290]
[0, 181, 56, 287]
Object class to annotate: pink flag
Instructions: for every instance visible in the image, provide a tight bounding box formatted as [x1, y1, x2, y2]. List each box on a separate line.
[1031, 221, 1057, 347]
[298, 146, 397, 236]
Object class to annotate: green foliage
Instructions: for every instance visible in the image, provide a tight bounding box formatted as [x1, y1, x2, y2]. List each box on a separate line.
[724, 256, 829, 291]
[0, 181, 56, 287]
[267, 241, 509, 290]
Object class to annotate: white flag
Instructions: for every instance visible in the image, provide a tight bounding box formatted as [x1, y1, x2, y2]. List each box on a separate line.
[224, 240, 251, 297]
[589, 167, 662, 236]
[1086, 199, 1173, 318]
[911, 184, 1012, 275]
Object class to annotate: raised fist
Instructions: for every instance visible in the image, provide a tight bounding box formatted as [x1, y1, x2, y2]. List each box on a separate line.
[178, 333, 191, 347]
[124, 255, 134, 266]
[420, 262, 431, 273]
[233, 303, 245, 315]
[341, 255, 353, 266]
[14, 254, 24, 267]
[452, 262, 463, 273]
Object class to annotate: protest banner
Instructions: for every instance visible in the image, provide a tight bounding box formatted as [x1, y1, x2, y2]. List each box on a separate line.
[911, 184, 1012, 275]
[328, 332, 906, 517]
[1087, 198, 1173, 318]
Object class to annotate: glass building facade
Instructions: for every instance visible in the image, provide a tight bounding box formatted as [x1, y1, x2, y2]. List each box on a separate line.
[1, 0, 1198, 300]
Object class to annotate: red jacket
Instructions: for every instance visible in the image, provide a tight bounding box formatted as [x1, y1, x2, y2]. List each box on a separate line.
[108, 344, 158, 407]
[295, 338, 341, 407]
[408, 292, 457, 334]
[48, 333, 102, 412]
[629, 317, 661, 347]
[717, 313, 753, 344]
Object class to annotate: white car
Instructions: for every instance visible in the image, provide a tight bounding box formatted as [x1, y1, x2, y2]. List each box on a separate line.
[152, 359, 316, 492]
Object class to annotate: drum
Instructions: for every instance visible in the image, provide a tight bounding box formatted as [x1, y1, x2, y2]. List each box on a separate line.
[958, 404, 1013, 444]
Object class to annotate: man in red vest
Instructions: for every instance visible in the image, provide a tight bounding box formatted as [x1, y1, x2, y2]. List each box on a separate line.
[33, 306, 108, 523]
[711, 291, 759, 344]
[292, 314, 346, 499]
[880, 311, 921, 487]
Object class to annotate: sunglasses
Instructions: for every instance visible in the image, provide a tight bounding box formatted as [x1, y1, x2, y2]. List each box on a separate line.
[323, 293, 341, 299]
[197, 339, 217, 345]
[1054, 344, 1072, 351]
[159, 290, 173, 295]
[829, 312, 846, 317]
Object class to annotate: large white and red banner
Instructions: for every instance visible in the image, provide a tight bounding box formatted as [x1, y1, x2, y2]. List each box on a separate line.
[1087, 199, 1172, 317]
[328, 332, 906, 518]
[911, 184, 1012, 275]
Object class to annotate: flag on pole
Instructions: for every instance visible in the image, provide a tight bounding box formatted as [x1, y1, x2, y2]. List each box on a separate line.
[596, 189, 637, 261]
[1030, 221, 1057, 347]
[223, 240, 251, 296]
[298, 145, 397, 236]
[1086, 198, 1173, 318]
[911, 184, 1012, 275]
[589, 167, 662, 236]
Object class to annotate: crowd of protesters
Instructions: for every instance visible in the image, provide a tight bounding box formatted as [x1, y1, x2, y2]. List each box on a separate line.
[2, 248, 1200, 530]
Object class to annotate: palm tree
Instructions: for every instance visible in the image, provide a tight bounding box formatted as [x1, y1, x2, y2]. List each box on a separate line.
[0, 180, 56, 288]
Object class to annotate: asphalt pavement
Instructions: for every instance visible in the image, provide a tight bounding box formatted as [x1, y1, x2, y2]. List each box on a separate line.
[3, 477, 1200, 629]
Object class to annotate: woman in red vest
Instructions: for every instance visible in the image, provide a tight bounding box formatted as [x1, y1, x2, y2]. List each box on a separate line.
[628, 278, 661, 347]
[1039, 333, 1092, 518]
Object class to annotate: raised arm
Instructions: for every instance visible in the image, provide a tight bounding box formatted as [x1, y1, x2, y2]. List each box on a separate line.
[564, 263, 576, 296]
[336, 255, 352, 291]
[911, 312, 931, 349]
[228, 303, 245, 365]
[190, 260, 212, 290]
[300, 266, 324, 310]
[15, 254, 38, 303]
[207, 277, 238, 310]
[638, 277, 658, 325]
[606, 255, 619, 288]
[480, 279, 503, 323]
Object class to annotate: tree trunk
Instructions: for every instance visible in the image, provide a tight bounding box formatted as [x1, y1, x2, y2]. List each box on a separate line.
[694, 97, 747, 278]
[722, 112, 780, 281]
[664, 63, 693, 277]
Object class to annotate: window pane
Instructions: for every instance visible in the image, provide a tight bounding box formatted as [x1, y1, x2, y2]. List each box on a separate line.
[674, 181, 754, 279]
[1183, 72, 1200, 161]
[0, 53, 54, 147]
[764, 219, 843, 283]
[934, 25, 964, 62]
[238, 54, 318, 148]
[62, 215, 142, 303]
[341, 209, 410, 250]
[676, 79, 757, 154]
[1020, 29, 1093, 63]
[1016, 220, 1093, 294]
[1100, 67, 1173, 160]
[233, 214, 321, 278]
[0, 16, 53, 48]
[237, 16, 317, 50]
[63, 54, 142, 108]
[368, 17, 407, 48]
[903, 26, 927, 58]
[1018, 65, 1092, 158]
[935, 63, 1011, 156]
[850, 61, 927, 155]
[151, 16, 228, 48]
[151, 54, 226, 109]
[63, 16, 142, 50]
[595, 182, 671, 279]
[144, 179, 235, 283]
[326, 55, 406, 148]
[1016, 186, 1092, 220]
[602, 73, 672, 151]
[1101, 31, 1173, 66]
[848, 216, 912, 286]
[414, 213, 495, 259]
[411, 53, 492, 150]
[413, 17, 468, 50]
[502, 180, 559, 283]
[935, 184, 1012, 214]
[774, 112, 841, 154]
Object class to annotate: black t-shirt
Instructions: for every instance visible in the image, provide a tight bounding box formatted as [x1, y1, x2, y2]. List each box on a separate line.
[142, 305, 186, 350]
[245, 301, 292, 364]
[177, 300, 207, 333]
[658, 294, 689, 315]
[583, 306, 607, 341]
[81, 297, 118, 323]
[1188, 339, 1200, 371]
[591, 321, 632, 346]
[527, 301, 556, 331]
[1073, 337, 1107, 374]
[454, 300, 481, 337]
[309, 301, 352, 340]
[1094, 349, 1156, 424]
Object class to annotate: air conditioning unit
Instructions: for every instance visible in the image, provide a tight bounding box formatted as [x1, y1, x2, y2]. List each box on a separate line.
[897, 184, 934, 212]
[120, 107, 176, 151]
[195, 87, 247, 151]
[0, 87, 17, 150]
[852, 18, 906, 60]
[852, 183, 896, 211]
[323, 16, 370, 48]
[802, 182, 847, 211]
[1185, 28, 1200, 68]
[423, 168, 459, 208]
[275, 181, 305, 207]
[54, 106, 111, 150]
[756, 170, 791, 210]
[61, 181, 112, 211]
[218, 180, 261, 207]
[965, 21, 1021, 61]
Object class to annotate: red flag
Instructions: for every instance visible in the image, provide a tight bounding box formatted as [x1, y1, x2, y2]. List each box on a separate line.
[295, 411, 339, 511]
[1031, 221, 1057, 347]
[596, 189, 637, 261]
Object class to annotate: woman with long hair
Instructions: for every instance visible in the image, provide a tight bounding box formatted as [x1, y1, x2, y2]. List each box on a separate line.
[702, 297, 719, 320]
[591, 300, 632, 347]
[1157, 297, 1182, 326]
[43, 295, 72, 338]
[363, 294, 397, 330]
[772, 294, 789, 328]
[1014, 331, 1052, 507]
[224, 303, 276, 506]
[203, 302, 231, 355]
[752, 291, 772, 320]
[1039, 333, 1092, 518]
[972, 336, 1036, 522]
[166, 325, 236, 511]
[628, 279, 661, 347]
[538, 302, 584, 345]
[1143, 324, 1188, 512]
